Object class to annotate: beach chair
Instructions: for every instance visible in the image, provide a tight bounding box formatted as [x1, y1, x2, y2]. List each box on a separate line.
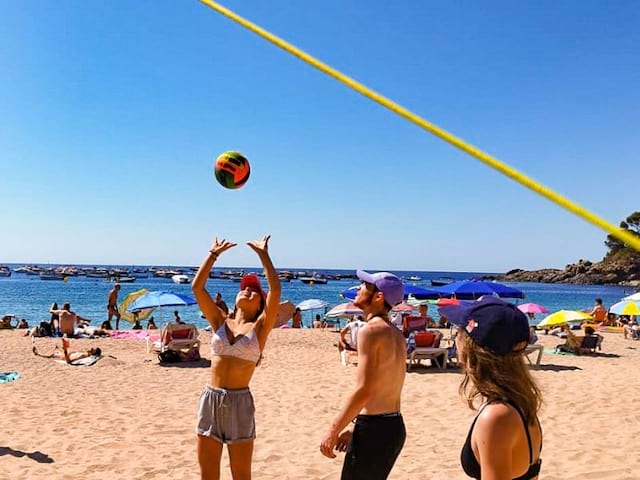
[402, 316, 428, 336]
[146, 323, 200, 354]
[577, 335, 600, 354]
[523, 344, 544, 365]
[407, 331, 448, 370]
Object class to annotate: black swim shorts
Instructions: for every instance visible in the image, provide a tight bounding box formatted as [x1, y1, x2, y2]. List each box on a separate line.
[341, 413, 406, 480]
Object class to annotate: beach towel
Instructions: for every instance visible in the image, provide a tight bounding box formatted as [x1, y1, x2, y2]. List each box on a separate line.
[544, 348, 576, 356]
[54, 355, 102, 366]
[0, 371, 20, 383]
[109, 330, 154, 340]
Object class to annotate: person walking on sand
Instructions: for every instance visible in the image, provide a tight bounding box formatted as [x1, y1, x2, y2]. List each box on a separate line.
[320, 271, 406, 480]
[439, 297, 543, 480]
[107, 284, 121, 330]
[192, 235, 281, 480]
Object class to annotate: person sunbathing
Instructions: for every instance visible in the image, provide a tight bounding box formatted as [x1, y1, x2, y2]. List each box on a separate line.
[33, 338, 102, 364]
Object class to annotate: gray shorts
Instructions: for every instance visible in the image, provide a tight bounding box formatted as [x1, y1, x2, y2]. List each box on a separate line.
[196, 385, 256, 444]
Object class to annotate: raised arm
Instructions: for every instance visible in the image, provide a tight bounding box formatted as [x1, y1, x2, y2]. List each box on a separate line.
[248, 235, 281, 345]
[192, 237, 236, 331]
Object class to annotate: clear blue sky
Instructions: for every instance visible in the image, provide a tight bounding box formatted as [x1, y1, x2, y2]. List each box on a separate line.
[1, 0, 638, 271]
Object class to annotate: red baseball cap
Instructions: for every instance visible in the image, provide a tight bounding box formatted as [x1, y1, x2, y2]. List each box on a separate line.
[240, 274, 266, 299]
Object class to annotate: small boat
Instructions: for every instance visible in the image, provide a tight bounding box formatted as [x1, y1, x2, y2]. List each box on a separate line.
[431, 277, 455, 287]
[172, 274, 190, 284]
[113, 276, 136, 283]
[299, 276, 328, 285]
[40, 272, 66, 281]
[0, 267, 11, 277]
[406, 275, 421, 282]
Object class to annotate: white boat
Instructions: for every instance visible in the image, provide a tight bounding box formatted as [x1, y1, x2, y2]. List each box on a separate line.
[407, 276, 421, 282]
[299, 276, 328, 285]
[172, 274, 190, 284]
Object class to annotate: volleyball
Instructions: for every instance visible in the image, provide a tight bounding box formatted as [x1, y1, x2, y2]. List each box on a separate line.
[214, 151, 251, 189]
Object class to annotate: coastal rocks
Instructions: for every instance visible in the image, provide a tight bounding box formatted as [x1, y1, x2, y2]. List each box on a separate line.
[499, 251, 640, 286]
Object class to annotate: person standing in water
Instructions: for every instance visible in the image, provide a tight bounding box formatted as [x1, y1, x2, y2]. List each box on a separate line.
[192, 235, 280, 480]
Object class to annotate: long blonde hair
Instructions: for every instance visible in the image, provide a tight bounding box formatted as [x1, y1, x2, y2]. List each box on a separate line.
[458, 333, 542, 424]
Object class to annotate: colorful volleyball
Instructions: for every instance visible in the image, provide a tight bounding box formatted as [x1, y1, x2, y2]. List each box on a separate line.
[214, 151, 251, 189]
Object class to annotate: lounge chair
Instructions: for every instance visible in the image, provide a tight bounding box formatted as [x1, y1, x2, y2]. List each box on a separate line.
[407, 331, 448, 370]
[523, 344, 544, 365]
[555, 334, 602, 355]
[146, 323, 200, 354]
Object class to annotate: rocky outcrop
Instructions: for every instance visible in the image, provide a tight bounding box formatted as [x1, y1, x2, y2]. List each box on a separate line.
[497, 250, 640, 286]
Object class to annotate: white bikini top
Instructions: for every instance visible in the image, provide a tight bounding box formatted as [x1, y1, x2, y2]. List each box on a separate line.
[211, 322, 261, 364]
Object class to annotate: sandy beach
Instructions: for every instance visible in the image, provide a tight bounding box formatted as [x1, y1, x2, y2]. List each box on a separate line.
[2, 328, 639, 479]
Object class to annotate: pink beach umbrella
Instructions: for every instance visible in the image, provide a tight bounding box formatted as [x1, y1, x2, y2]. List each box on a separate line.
[392, 302, 417, 313]
[517, 303, 550, 315]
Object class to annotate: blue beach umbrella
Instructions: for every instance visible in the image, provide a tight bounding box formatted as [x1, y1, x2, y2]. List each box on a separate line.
[340, 284, 441, 301]
[432, 280, 524, 300]
[127, 291, 197, 312]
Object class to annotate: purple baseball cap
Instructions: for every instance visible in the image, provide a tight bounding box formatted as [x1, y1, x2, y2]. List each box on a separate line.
[356, 270, 404, 307]
[440, 296, 530, 355]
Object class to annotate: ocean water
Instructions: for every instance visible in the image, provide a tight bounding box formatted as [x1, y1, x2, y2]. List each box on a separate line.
[0, 265, 635, 329]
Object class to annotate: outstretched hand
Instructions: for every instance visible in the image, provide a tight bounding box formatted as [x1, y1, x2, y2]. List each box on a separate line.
[209, 238, 237, 257]
[246, 235, 271, 256]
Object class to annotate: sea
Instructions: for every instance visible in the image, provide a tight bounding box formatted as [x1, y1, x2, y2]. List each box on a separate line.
[0, 264, 636, 329]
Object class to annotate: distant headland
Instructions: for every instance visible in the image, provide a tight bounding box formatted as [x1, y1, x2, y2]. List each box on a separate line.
[490, 211, 640, 287]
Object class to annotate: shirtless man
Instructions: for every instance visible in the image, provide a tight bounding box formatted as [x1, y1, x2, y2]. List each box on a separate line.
[49, 303, 89, 337]
[590, 298, 607, 324]
[107, 284, 121, 330]
[321, 270, 407, 480]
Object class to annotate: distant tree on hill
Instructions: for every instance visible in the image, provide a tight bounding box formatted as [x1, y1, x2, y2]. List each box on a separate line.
[605, 211, 640, 255]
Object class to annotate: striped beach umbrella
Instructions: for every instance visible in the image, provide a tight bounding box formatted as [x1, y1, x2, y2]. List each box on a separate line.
[609, 300, 640, 316]
[325, 302, 363, 318]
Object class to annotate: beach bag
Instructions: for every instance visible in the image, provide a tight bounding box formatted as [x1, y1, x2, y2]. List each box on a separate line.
[158, 349, 181, 364]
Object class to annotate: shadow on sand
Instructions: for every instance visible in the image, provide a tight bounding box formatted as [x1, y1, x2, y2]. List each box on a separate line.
[529, 364, 582, 372]
[0, 446, 54, 464]
[159, 358, 212, 369]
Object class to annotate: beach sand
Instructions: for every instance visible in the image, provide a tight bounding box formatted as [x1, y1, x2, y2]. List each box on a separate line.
[2, 328, 639, 479]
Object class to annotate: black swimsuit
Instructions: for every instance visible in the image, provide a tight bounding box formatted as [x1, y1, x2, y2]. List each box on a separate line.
[461, 401, 542, 480]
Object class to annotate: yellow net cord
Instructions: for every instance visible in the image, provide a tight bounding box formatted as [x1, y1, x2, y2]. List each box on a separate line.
[199, 0, 640, 252]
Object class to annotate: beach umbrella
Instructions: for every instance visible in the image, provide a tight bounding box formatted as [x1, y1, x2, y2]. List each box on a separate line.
[609, 300, 640, 316]
[296, 299, 329, 311]
[118, 288, 155, 324]
[433, 280, 524, 300]
[392, 302, 417, 313]
[325, 302, 363, 318]
[623, 292, 640, 302]
[517, 303, 550, 315]
[537, 310, 592, 328]
[127, 291, 197, 312]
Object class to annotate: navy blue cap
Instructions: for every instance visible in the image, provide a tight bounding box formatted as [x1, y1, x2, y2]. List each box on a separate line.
[440, 296, 529, 355]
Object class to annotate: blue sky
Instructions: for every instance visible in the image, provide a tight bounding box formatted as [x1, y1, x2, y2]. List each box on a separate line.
[0, 0, 638, 272]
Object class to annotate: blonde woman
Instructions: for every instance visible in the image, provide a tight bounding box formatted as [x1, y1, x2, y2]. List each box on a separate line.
[440, 297, 543, 480]
[192, 236, 280, 480]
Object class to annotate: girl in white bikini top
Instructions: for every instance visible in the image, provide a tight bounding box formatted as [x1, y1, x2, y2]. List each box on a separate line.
[211, 322, 261, 364]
